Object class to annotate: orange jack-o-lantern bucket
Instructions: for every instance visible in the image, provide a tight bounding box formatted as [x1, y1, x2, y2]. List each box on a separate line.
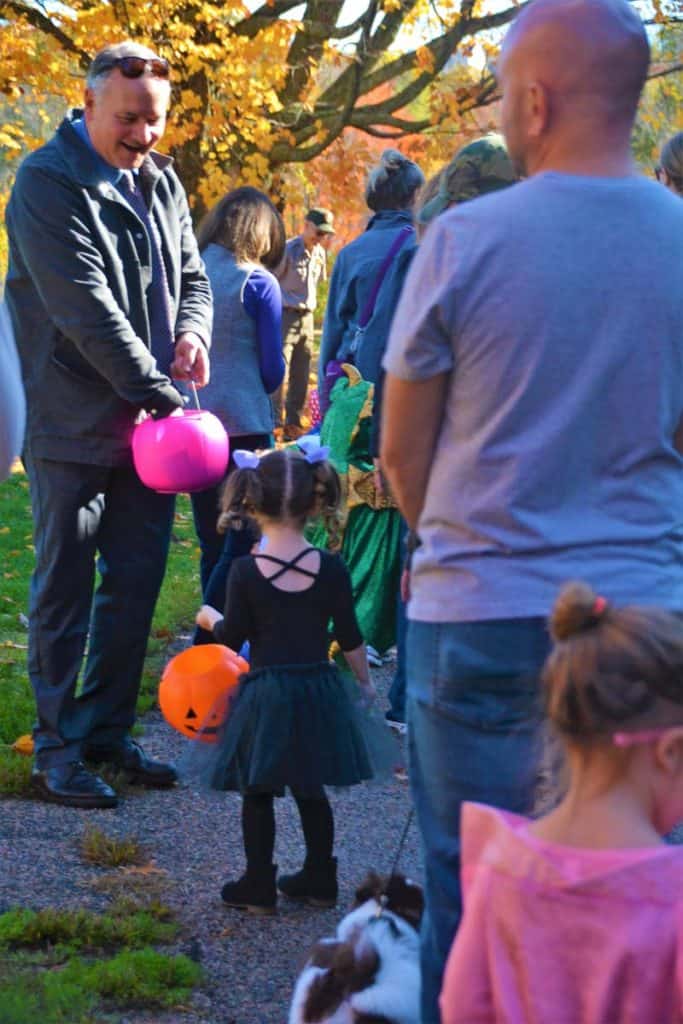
[159, 644, 249, 743]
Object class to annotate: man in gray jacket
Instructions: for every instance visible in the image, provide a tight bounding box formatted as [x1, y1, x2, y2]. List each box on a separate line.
[5, 41, 213, 808]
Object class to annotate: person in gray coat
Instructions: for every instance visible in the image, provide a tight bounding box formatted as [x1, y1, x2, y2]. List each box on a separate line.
[4, 41, 213, 808]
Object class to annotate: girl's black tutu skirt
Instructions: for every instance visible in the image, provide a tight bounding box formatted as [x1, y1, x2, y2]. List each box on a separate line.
[181, 661, 398, 797]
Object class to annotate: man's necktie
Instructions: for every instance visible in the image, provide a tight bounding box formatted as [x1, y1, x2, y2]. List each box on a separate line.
[121, 171, 175, 376]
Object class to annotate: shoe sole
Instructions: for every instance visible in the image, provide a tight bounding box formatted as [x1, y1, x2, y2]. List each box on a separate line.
[31, 781, 118, 809]
[221, 901, 277, 916]
[278, 891, 337, 909]
[386, 720, 407, 735]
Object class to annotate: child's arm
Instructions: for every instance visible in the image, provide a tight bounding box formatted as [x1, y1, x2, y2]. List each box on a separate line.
[196, 604, 223, 632]
[342, 644, 376, 704]
[195, 560, 249, 652]
[330, 555, 377, 703]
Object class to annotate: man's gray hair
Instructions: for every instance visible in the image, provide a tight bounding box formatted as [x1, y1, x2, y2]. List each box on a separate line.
[86, 41, 166, 92]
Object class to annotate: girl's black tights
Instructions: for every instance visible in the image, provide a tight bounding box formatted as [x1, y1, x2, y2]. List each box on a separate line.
[242, 790, 334, 866]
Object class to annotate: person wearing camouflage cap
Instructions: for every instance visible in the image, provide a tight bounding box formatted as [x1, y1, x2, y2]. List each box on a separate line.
[418, 134, 517, 224]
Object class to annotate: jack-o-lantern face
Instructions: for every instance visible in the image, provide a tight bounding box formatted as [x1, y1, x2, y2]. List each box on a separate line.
[159, 644, 248, 744]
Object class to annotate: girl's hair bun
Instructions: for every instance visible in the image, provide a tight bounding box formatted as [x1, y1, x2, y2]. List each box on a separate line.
[380, 148, 408, 173]
[550, 581, 604, 642]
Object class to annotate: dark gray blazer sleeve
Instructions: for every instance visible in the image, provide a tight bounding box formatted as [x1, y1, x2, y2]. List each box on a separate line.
[7, 163, 183, 414]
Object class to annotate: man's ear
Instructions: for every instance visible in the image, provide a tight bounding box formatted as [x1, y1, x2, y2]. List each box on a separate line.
[654, 726, 683, 777]
[84, 87, 95, 117]
[525, 80, 550, 140]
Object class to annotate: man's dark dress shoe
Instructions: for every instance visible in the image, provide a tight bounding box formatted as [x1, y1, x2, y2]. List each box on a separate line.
[83, 738, 177, 788]
[31, 762, 118, 809]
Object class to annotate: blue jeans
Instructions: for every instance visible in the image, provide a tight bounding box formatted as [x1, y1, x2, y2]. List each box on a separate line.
[387, 568, 407, 721]
[406, 617, 550, 1023]
[386, 518, 407, 721]
[23, 451, 175, 768]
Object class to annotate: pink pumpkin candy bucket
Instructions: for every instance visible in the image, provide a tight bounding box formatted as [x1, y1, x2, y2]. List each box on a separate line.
[132, 409, 230, 494]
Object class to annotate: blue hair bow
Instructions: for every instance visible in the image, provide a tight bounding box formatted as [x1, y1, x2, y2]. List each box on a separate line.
[233, 450, 260, 470]
[297, 436, 331, 464]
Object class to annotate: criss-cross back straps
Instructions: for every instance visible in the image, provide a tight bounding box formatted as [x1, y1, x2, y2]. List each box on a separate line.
[254, 549, 318, 583]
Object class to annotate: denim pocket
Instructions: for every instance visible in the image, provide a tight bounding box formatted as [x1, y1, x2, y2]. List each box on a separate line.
[425, 620, 547, 732]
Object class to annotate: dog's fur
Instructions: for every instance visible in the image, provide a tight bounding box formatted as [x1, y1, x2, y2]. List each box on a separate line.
[288, 873, 424, 1024]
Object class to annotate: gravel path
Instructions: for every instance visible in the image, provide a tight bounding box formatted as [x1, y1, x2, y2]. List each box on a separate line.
[0, 658, 419, 1024]
[3, 654, 680, 1024]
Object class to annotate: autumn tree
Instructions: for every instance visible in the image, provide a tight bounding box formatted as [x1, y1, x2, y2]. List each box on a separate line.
[0, 0, 680, 222]
[0, 0, 538, 216]
[633, 23, 683, 168]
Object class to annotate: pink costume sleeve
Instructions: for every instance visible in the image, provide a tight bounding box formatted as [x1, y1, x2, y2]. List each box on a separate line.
[677, 902, 683, 1020]
[439, 803, 497, 1023]
[440, 875, 495, 1023]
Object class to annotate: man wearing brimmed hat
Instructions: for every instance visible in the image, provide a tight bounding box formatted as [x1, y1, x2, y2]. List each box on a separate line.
[5, 41, 212, 809]
[275, 207, 335, 440]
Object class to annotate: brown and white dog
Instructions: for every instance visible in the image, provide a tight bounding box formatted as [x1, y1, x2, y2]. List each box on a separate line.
[288, 873, 423, 1024]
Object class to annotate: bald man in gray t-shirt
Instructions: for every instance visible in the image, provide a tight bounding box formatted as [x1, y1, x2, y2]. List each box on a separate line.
[380, 1, 683, 1020]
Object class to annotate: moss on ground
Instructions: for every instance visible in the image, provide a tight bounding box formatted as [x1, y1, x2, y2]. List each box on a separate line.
[0, 902, 177, 953]
[0, 948, 202, 1023]
[0, 901, 202, 1023]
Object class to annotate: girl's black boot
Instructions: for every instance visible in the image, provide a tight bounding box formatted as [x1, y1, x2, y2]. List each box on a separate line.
[221, 863, 277, 915]
[277, 856, 338, 908]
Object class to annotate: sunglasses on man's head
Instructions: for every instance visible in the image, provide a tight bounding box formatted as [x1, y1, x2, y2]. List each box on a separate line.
[103, 56, 170, 79]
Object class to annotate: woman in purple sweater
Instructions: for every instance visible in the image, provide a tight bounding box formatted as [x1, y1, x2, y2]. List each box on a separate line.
[192, 187, 286, 641]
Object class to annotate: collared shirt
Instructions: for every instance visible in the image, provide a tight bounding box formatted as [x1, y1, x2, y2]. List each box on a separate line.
[276, 235, 327, 312]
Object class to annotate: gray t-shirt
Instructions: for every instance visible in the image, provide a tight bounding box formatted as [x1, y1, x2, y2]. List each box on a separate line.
[383, 172, 683, 622]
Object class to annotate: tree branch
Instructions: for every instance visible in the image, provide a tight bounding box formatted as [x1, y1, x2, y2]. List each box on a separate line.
[231, 0, 306, 38]
[647, 60, 683, 81]
[358, 3, 518, 97]
[0, 0, 90, 67]
[279, 0, 347, 107]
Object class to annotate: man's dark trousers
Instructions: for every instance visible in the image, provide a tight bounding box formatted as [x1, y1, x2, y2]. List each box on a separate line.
[24, 451, 175, 769]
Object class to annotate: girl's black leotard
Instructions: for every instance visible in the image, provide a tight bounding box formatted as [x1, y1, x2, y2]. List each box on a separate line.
[212, 549, 362, 667]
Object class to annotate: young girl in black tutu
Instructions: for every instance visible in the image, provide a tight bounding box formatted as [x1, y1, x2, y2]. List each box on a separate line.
[195, 438, 380, 915]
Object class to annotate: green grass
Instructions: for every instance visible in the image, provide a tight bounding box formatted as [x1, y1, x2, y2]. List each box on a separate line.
[0, 468, 202, 793]
[0, 948, 202, 1023]
[0, 902, 177, 953]
[80, 826, 148, 868]
[0, 893, 201, 1022]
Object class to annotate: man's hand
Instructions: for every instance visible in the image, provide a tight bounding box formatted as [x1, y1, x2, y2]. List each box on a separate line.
[171, 332, 210, 386]
[359, 679, 377, 708]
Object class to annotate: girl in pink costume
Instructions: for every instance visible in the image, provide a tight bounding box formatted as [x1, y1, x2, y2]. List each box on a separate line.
[441, 581, 683, 1024]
